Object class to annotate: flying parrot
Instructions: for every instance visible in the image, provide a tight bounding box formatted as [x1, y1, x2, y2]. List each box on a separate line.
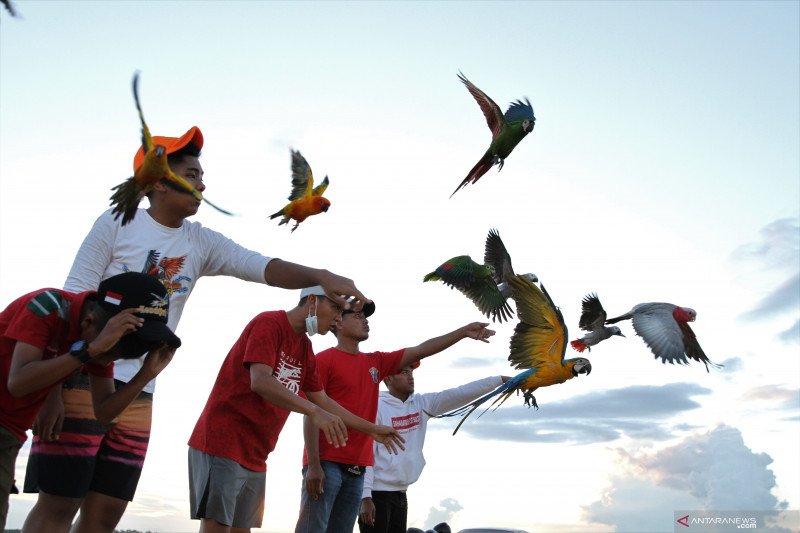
[109, 72, 233, 225]
[1, 0, 18, 17]
[451, 72, 536, 197]
[269, 149, 331, 232]
[423, 229, 537, 323]
[570, 293, 625, 352]
[436, 275, 591, 434]
[605, 303, 720, 371]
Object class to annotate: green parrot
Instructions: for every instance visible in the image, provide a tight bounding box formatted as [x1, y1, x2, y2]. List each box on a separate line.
[452, 72, 535, 197]
[423, 229, 537, 323]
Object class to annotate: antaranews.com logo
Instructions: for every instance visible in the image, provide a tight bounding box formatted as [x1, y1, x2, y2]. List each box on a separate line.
[674, 510, 799, 532]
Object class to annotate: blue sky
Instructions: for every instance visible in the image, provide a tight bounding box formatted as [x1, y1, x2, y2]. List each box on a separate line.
[1, 1, 798, 531]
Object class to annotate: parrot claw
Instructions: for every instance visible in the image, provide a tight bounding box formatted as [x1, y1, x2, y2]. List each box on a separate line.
[523, 391, 539, 410]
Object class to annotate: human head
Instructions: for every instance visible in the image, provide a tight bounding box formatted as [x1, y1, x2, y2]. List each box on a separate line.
[298, 286, 342, 336]
[433, 523, 451, 533]
[383, 361, 419, 398]
[83, 272, 181, 359]
[330, 300, 375, 340]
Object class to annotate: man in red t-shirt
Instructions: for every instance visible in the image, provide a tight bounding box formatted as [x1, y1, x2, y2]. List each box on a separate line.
[187, 286, 404, 533]
[0, 272, 180, 531]
[295, 302, 495, 533]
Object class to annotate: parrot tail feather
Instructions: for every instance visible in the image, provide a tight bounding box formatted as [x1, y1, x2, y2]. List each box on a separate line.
[570, 339, 587, 352]
[423, 272, 441, 282]
[450, 154, 494, 198]
[202, 197, 235, 216]
[109, 178, 143, 226]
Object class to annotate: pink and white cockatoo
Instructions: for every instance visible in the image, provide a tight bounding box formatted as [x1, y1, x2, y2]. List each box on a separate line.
[570, 293, 624, 352]
[605, 303, 720, 372]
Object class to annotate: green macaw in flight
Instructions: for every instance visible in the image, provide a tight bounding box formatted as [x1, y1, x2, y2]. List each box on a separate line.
[451, 72, 536, 197]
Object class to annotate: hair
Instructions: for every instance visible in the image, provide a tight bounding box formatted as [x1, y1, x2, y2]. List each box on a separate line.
[166, 142, 201, 167]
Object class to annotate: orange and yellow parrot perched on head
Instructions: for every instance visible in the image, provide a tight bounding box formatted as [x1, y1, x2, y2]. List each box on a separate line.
[109, 72, 233, 225]
[436, 275, 591, 435]
[269, 149, 331, 232]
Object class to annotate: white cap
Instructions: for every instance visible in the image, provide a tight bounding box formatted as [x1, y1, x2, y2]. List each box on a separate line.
[300, 285, 326, 299]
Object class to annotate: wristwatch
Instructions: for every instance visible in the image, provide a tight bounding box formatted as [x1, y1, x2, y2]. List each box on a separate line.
[69, 340, 91, 364]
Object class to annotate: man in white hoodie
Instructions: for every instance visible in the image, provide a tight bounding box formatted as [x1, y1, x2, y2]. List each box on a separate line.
[357, 364, 509, 532]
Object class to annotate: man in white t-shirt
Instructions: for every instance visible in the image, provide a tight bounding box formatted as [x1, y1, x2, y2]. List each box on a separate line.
[21, 126, 370, 533]
[358, 364, 508, 533]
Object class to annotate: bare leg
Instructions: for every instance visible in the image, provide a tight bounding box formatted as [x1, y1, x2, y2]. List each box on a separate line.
[71, 491, 128, 533]
[21, 491, 82, 533]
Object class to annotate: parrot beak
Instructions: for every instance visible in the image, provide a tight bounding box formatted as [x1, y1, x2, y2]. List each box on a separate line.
[322, 204, 330, 212]
[616, 332, 626, 338]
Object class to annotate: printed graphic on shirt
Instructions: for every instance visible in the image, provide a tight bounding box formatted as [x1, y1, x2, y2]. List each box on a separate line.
[275, 353, 303, 394]
[27, 291, 70, 320]
[391, 412, 421, 432]
[141, 250, 191, 297]
[369, 367, 379, 383]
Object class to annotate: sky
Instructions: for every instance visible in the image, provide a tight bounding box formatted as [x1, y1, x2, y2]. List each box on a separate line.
[1, 1, 799, 532]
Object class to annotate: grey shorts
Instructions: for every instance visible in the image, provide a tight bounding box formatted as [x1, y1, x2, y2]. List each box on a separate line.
[188, 447, 265, 528]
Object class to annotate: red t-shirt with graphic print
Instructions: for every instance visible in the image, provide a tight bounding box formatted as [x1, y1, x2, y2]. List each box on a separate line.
[189, 311, 322, 472]
[0, 288, 114, 443]
[303, 347, 405, 467]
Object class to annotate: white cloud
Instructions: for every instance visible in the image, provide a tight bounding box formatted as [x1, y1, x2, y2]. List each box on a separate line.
[424, 498, 463, 530]
[584, 425, 788, 532]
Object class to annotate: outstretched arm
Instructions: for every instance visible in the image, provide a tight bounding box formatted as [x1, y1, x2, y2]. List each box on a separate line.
[398, 322, 495, 369]
[263, 259, 369, 309]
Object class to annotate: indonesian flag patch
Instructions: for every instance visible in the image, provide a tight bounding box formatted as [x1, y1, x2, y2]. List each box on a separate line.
[104, 291, 123, 306]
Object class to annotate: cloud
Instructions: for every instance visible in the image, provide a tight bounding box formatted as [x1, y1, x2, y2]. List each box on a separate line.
[719, 357, 743, 374]
[740, 385, 800, 411]
[740, 273, 800, 320]
[731, 218, 799, 270]
[584, 425, 789, 532]
[778, 319, 800, 343]
[452, 356, 496, 368]
[435, 382, 711, 443]
[424, 498, 463, 530]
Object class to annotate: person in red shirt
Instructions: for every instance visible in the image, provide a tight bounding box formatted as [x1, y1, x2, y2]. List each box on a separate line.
[187, 286, 404, 533]
[0, 272, 179, 532]
[295, 302, 495, 533]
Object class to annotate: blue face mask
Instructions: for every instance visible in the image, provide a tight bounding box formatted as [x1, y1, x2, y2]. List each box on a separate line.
[305, 298, 319, 336]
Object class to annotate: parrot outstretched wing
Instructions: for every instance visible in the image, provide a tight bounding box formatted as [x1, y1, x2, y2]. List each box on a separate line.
[423, 255, 513, 322]
[312, 176, 329, 197]
[2, 0, 18, 17]
[484, 228, 515, 284]
[578, 293, 607, 332]
[507, 275, 567, 370]
[289, 149, 315, 201]
[458, 71, 504, 139]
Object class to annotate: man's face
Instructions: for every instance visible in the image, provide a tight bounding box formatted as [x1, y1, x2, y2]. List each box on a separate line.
[312, 295, 343, 335]
[388, 366, 415, 395]
[336, 310, 370, 341]
[162, 155, 205, 217]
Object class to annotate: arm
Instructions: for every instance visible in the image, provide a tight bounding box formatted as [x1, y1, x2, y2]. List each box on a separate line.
[31, 387, 65, 442]
[398, 322, 495, 369]
[8, 308, 144, 397]
[63, 211, 117, 292]
[263, 259, 369, 309]
[89, 344, 176, 424]
[302, 413, 325, 501]
[359, 466, 376, 526]
[306, 390, 404, 455]
[423, 375, 509, 417]
[250, 364, 349, 447]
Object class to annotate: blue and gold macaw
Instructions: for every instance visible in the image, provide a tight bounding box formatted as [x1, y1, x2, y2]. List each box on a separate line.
[437, 275, 591, 434]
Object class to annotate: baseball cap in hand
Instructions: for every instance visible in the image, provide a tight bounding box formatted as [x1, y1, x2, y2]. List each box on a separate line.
[97, 272, 181, 354]
[299, 285, 376, 316]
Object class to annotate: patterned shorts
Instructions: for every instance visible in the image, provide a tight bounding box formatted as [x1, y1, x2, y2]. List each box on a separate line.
[23, 375, 152, 501]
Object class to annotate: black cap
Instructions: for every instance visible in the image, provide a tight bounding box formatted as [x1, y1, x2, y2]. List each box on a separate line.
[97, 272, 181, 354]
[433, 523, 451, 533]
[343, 300, 376, 318]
